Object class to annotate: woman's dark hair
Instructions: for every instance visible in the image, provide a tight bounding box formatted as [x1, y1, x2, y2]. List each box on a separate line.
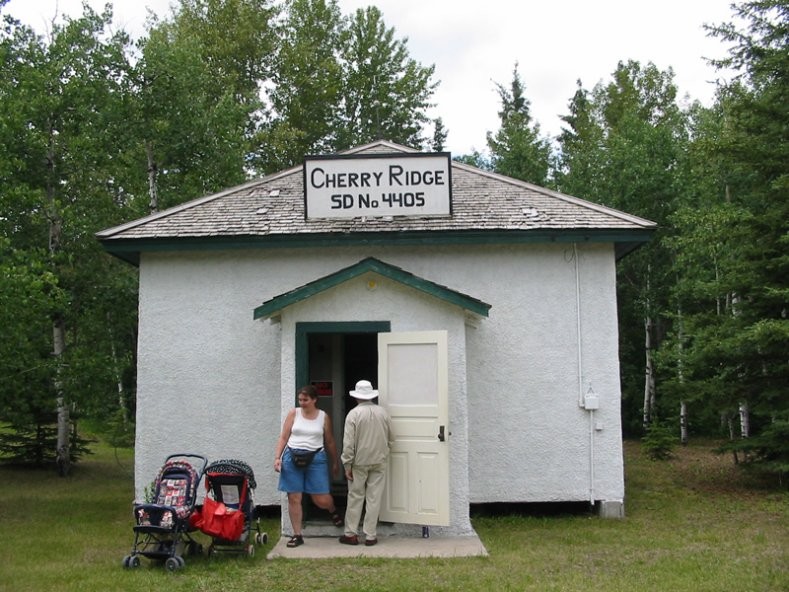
[298, 385, 318, 400]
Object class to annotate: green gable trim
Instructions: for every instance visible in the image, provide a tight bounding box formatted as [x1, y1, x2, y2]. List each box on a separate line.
[254, 257, 491, 320]
[100, 227, 655, 266]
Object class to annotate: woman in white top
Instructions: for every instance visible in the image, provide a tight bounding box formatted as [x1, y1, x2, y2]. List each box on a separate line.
[273, 385, 342, 547]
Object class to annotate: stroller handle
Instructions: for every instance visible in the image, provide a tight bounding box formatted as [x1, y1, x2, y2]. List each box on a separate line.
[164, 453, 209, 475]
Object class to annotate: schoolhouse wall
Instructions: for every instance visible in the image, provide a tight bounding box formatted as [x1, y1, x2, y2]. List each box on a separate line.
[132, 242, 623, 510]
[463, 242, 625, 505]
[133, 250, 282, 502]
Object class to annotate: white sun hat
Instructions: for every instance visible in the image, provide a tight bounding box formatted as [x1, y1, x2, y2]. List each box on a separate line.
[349, 380, 379, 400]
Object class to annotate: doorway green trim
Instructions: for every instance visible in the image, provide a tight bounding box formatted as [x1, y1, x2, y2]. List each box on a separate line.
[294, 321, 391, 396]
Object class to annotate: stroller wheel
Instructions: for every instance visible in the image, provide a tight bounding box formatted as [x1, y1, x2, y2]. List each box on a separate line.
[123, 555, 140, 569]
[247, 544, 255, 557]
[187, 541, 202, 556]
[255, 532, 268, 545]
[165, 556, 183, 571]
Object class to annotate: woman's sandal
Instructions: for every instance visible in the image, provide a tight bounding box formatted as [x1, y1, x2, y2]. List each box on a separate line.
[330, 511, 344, 527]
[286, 535, 304, 548]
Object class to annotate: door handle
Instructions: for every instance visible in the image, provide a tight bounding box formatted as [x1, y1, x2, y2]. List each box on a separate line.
[437, 425, 445, 442]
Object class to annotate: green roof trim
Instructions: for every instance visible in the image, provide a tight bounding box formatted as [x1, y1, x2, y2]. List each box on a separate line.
[100, 227, 656, 266]
[253, 257, 491, 320]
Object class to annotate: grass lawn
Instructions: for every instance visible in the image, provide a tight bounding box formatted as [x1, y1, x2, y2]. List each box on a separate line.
[0, 439, 786, 592]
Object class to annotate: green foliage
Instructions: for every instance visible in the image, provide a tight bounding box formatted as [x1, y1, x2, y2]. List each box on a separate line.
[430, 117, 448, 152]
[555, 80, 605, 198]
[716, 420, 789, 482]
[656, 1, 788, 456]
[104, 409, 136, 449]
[255, 0, 343, 171]
[130, 2, 263, 209]
[642, 422, 676, 460]
[0, 6, 140, 467]
[453, 150, 491, 170]
[0, 241, 64, 425]
[487, 63, 552, 185]
[0, 417, 94, 466]
[334, 5, 437, 151]
[171, 0, 277, 98]
[248, 0, 439, 170]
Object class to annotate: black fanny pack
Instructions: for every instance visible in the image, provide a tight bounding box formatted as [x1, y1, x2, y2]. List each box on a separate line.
[290, 447, 322, 468]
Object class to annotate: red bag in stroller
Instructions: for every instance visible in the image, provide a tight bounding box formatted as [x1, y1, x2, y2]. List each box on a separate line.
[197, 488, 246, 541]
[191, 459, 268, 556]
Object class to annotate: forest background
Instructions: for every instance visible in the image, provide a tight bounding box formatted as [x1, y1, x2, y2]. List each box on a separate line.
[0, 0, 786, 480]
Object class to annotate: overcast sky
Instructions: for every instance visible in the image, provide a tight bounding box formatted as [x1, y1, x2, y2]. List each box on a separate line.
[7, 0, 737, 155]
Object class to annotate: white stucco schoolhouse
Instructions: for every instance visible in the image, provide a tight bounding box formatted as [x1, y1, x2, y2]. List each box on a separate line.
[98, 140, 655, 536]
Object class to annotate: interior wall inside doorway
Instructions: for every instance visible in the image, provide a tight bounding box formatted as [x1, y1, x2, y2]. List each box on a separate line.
[307, 332, 378, 485]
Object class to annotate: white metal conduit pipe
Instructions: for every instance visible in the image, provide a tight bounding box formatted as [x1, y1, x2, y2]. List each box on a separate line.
[573, 244, 585, 408]
[572, 243, 597, 506]
[586, 387, 598, 506]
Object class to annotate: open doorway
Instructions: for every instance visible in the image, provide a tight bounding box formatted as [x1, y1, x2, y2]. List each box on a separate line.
[294, 321, 390, 516]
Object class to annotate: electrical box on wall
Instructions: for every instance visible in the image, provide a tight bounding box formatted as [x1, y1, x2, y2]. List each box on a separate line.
[584, 393, 599, 410]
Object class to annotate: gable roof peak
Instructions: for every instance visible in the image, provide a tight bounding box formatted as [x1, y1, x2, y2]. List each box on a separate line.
[253, 256, 491, 320]
[340, 140, 421, 155]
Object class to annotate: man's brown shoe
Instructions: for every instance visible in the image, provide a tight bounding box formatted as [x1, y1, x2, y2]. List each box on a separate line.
[364, 538, 378, 546]
[339, 535, 359, 545]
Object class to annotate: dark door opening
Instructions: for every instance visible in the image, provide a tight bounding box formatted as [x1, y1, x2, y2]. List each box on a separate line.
[341, 332, 379, 421]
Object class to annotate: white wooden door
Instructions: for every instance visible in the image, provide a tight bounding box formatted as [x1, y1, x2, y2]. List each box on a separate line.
[377, 331, 449, 526]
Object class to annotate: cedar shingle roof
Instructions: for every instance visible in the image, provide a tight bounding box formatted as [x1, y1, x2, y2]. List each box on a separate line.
[97, 140, 656, 262]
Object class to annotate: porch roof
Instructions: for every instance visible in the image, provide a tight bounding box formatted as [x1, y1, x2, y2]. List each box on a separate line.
[253, 257, 492, 320]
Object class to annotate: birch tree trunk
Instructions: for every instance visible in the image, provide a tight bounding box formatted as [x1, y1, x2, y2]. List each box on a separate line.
[677, 303, 688, 444]
[739, 402, 750, 438]
[680, 401, 689, 445]
[54, 319, 69, 476]
[643, 315, 656, 427]
[146, 141, 159, 213]
[107, 313, 128, 424]
[48, 130, 69, 476]
[727, 415, 739, 465]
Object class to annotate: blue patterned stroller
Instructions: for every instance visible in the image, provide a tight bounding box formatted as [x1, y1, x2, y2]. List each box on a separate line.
[193, 459, 268, 557]
[122, 453, 207, 571]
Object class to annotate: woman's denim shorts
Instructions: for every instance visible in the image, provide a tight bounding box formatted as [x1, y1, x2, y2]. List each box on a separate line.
[277, 447, 330, 494]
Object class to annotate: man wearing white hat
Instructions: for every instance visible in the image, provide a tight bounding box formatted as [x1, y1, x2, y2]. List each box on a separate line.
[339, 379, 393, 546]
